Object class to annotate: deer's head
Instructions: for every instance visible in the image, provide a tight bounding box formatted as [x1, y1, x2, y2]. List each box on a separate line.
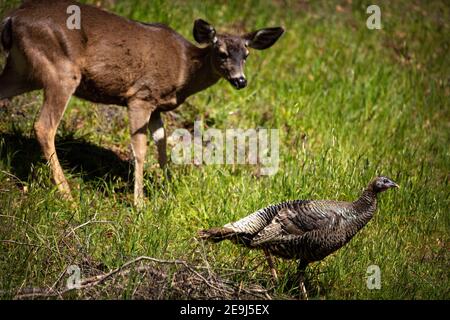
[193, 19, 284, 90]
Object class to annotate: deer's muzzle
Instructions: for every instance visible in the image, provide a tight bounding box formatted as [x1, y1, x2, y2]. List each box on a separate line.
[230, 76, 247, 89]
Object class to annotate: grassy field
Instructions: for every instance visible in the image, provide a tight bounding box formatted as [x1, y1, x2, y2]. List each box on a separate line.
[0, 0, 448, 299]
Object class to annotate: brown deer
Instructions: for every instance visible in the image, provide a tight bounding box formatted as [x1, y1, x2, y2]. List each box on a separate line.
[0, 0, 284, 205]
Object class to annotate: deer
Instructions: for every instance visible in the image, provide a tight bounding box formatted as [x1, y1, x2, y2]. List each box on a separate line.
[0, 0, 284, 206]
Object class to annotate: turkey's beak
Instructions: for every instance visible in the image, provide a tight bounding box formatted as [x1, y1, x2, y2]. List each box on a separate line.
[390, 182, 400, 189]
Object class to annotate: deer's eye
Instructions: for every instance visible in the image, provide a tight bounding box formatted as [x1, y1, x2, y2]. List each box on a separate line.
[218, 51, 228, 59]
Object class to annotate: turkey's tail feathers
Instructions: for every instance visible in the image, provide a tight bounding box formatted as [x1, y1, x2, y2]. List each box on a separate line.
[198, 227, 254, 246]
[198, 227, 237, 243]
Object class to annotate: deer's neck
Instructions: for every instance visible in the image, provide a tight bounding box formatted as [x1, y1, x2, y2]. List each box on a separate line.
[178, 45, 221, 101]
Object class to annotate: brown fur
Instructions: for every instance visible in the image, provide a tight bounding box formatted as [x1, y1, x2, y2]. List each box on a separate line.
[0, 0, 284, 205]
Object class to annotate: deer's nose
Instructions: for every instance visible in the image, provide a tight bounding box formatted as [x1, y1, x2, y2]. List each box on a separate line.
[231, 76, 247, 89]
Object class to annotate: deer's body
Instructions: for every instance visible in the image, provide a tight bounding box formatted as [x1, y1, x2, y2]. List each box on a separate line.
[0, 0, 283, 205]
[55, 4, 220, 109]
[3, 1, 219, 109]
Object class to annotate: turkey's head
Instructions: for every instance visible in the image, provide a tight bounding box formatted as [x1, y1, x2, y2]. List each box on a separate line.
[371, 176, 399, 193]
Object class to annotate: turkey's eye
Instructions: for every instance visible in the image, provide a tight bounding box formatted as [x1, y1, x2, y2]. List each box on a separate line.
[218, 51, 228, 59]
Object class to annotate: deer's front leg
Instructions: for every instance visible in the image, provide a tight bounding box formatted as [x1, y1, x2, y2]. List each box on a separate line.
[128, 100, 153, 207]
[149, 111, 167, 169]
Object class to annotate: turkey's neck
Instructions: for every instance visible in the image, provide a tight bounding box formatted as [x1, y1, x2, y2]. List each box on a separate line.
[348, 188, 378, 232]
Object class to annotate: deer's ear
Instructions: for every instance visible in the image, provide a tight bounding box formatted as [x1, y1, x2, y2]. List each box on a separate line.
[193, 19, 217, 44]
[244, 27, 284, 50]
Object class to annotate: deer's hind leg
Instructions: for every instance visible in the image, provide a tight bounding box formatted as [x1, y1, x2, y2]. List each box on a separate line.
[33, 60, 81, 198]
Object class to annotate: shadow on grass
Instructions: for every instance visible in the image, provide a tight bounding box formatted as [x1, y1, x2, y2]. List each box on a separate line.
[0, 131, 133, 187]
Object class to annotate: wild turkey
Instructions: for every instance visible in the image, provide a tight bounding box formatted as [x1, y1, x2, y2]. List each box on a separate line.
[199, 176, 399, 298]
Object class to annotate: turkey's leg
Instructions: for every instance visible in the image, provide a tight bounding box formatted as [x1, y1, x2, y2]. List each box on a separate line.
[297, 261, 308, 300]
[263, 248, 278, 281]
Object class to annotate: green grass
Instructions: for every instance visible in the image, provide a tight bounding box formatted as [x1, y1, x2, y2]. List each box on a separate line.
[0, 0, 449, 299]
